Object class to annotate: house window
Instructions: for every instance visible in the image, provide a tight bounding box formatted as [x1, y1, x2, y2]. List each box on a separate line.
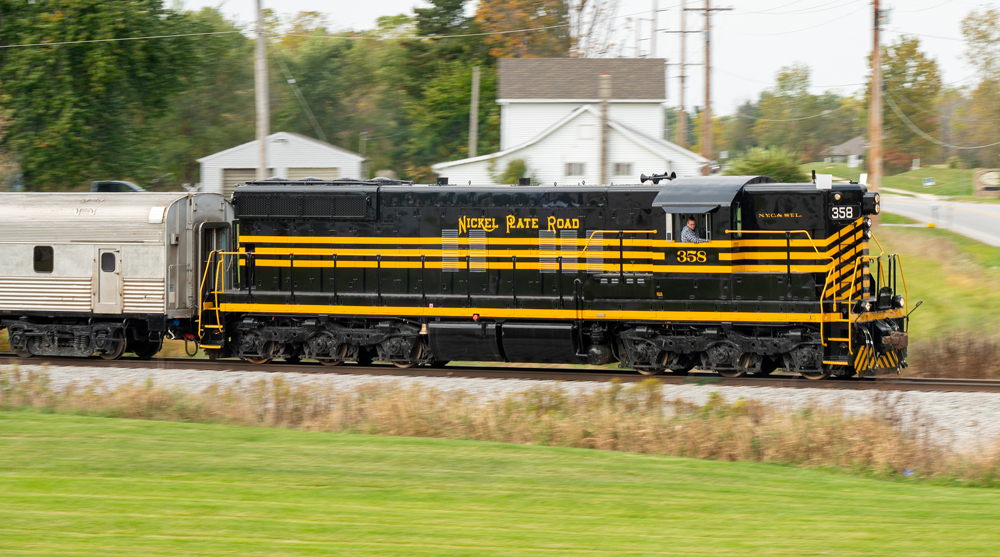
[614, 163, 632, 176]
[33, 246, 53, 273]
[565, 163, 585, 177]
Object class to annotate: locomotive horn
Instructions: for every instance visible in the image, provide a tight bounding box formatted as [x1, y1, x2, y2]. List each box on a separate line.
[640, 172, 674, 185]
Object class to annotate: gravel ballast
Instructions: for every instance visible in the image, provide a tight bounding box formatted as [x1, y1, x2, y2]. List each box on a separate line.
[6, 363, 999, 452]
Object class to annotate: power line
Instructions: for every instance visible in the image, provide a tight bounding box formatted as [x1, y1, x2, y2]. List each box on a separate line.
[719, 4, 866, 36]
[284, 23, 572, 42]
[884, 90, 1000, 149]
[737, 102, 852, 121]
[740, 0, 863, 16]
[715, 67, 865, 88]
[0, 30, 241, 49]
[895, 0, 953, 12]
[886, 86, 1000, 123]
[271, 43, 328, 144]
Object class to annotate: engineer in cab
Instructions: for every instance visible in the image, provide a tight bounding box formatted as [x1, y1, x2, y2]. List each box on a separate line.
[681, 217, 708, 243]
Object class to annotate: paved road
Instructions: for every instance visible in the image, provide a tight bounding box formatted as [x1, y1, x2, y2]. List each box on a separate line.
[880, 192, 1000, 247]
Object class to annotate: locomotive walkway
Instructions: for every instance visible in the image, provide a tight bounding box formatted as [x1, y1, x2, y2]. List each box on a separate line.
[2, 355, 999, 393]
[881, 191, 1000, 246]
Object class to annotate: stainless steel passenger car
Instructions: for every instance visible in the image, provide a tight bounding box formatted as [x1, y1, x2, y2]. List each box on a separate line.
[0, 192, 232, 359]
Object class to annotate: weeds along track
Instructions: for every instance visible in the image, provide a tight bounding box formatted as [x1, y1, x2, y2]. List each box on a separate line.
[1, 355, 997, 393]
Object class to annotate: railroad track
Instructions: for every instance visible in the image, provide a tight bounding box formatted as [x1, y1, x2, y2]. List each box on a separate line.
[1, 354, 998, 393]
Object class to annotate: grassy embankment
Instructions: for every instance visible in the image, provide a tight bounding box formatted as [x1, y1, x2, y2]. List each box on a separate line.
[802, 161, 990, 201]
[2, 411, 1000, 556]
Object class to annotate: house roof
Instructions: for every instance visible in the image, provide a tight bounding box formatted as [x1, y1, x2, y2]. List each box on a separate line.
[196, 131, 367, 163]
[431, 104, 706, 172]
[497, 58, 666, 101]
[826, 136, 867, 157]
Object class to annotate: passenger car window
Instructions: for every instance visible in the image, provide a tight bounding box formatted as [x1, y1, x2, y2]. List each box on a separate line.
[33, 246, 53, 273]
[101, 252, 116, 273]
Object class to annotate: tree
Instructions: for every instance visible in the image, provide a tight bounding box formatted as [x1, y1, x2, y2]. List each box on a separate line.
[151, 8, 255, 186]
[475, 0, 570, 58]
[404, 61, 500, 180]
[868, 36, 942, 165]
[0, 0, 202, 189]
[723, 148, 808, 183]
[750, 64, 852, 162]
[958, 7, 1000, 167]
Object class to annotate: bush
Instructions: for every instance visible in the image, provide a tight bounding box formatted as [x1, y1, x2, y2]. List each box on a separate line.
[948, 156, 962, 170]
[883, 150, 912, 174]
[489, 158, 530, 184]
[723, 148, 808, 183]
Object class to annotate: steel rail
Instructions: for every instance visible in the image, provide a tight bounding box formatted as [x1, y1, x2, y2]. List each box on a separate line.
[0, 355, 998, 393]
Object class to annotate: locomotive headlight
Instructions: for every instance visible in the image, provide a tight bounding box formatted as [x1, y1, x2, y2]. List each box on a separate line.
[874, 192, 880, 204]
[892, 295, 905, 309]
[863, 217, 872, 228]
[855, 300, 872, 313]
[864, 228, 873, 239]
[875, 203, 881, 215]
[834, 193, 842, 201]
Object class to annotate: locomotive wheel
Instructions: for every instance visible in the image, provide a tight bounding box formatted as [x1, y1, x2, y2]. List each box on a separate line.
[13, 345, 33, 358]
[800, 370, 830, 381]
[129, 337, 163, 360]
[99, 331, 126, 361]
[637, 351, 671, 376]
[393, 343, 423, 369]
[716, 369, 744, 378]
[244, 341, 275, 365]
[318, 344, 349, 367]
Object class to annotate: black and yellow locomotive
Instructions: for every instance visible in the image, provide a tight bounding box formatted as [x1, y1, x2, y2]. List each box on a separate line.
[197, 175, 907, 379]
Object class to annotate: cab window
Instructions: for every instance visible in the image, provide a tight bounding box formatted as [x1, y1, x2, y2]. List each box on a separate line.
[671, 214, 711, 243]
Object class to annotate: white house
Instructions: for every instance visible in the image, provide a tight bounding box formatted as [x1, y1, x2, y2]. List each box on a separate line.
[197, 132, 367, 197]
[431, 58, 706, 185]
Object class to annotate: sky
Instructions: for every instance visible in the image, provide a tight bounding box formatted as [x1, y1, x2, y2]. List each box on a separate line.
[183, 0, 987, 116]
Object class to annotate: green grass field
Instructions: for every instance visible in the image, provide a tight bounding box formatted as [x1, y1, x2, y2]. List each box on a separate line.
[801, 161, 866, 183]
[2, 412, 999, 556]
[875, 223, 1000, 339]
[801, 162, 986, 199]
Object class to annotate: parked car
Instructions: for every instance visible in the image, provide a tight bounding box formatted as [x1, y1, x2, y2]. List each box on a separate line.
[91, 180, 145, 192]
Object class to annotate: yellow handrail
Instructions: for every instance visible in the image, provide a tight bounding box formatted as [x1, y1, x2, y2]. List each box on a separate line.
[579, 229, 657, 254]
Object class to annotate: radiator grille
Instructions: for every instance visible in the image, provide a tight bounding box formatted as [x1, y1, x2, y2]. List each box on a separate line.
[560, 230, 578, 272]
[539, 230, 557, 274]
[441, 230, 459, 272]
[469, 230, 487, 272]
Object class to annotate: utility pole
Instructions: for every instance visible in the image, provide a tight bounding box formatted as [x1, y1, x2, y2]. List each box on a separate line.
[678, 0, 686, 147]
[685, 1, 731, 174]
[663, 3, 700, 148]
[469, 66, 480, 158]
[868, 0, 883, 192]
[600, 73, 612, 185]
[254, 0, 269, 181]
[650, 0, 657, 58]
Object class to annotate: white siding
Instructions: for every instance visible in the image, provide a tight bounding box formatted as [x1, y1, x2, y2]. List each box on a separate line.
[500, 102, 665, 150]
[608, 104, 664, 139]
[199, 132, 365, 195]
[436, 107, 705, 186]
[501, 103, 585, 150]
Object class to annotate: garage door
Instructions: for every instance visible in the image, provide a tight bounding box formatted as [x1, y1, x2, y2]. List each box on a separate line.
[287, 167, 340, 180]
[222, 168, 273, 197]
